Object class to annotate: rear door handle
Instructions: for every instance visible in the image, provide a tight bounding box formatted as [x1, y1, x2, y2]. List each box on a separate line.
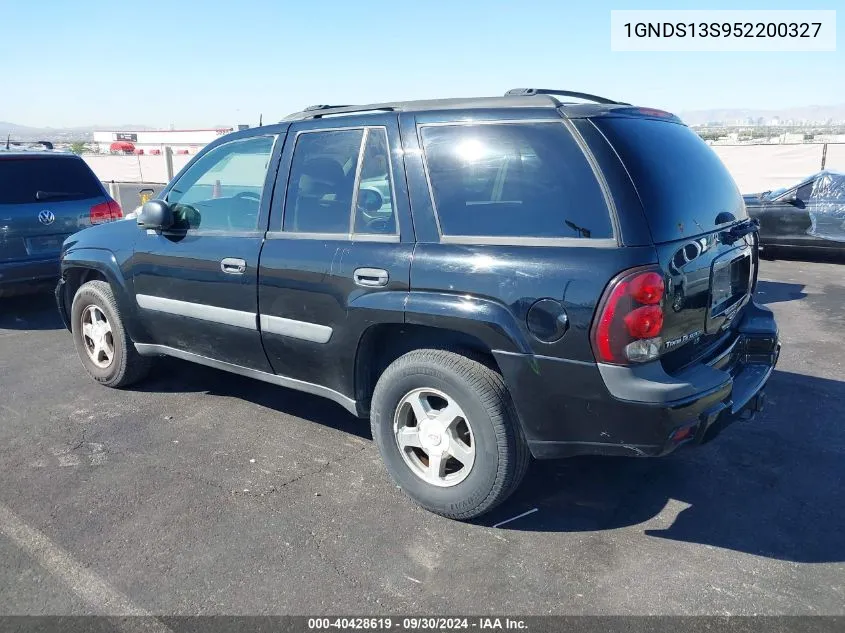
[220, 257, 246, 275]
[354, 267, 388, 287]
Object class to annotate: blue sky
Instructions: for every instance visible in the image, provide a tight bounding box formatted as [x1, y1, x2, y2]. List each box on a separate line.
[2, 0, 842, 127]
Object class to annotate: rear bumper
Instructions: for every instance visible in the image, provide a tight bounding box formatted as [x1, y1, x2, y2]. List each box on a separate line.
[495, 301, 780, 459]
[0, 258, 60, 296]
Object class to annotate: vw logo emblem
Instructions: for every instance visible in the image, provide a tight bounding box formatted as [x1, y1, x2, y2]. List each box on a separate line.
[38, 210, 56, 226]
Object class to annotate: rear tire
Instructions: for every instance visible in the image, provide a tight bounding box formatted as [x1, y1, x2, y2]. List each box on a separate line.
[370, 349, 530, 520]
[71, 280, 151, 388]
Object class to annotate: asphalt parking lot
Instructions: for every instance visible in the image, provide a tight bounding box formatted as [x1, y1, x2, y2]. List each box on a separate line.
[0, 258, 843, 616]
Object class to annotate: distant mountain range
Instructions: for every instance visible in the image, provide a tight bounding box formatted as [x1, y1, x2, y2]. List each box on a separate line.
[0, 121, 239, 142]
[0, 122, 156, 133]
[4, 103, 845, 139]
[678, 104, 845, 126]
[0, 121, 157, 142]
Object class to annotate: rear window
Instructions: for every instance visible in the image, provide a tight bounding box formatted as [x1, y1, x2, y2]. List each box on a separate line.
[0, 157, 102, 204]
[593, 118, 746, 243]
[420, 123, 613, 240]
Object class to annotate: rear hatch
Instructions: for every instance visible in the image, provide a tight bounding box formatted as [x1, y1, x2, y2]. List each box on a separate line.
[593, 115, 756, 371]
[0, 155, 109, 263]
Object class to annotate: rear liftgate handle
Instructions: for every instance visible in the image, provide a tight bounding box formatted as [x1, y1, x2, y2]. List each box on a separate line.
[220, 257, 247, 275]
[354, 267, 389, 287]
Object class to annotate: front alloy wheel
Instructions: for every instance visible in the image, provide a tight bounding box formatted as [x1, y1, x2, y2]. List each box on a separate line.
[70, 279, 151, 388]
[80, 305, 114, 369]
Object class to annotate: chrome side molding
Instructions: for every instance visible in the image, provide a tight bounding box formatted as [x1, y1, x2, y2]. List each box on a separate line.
[259, 314, 332, 343]
[136, 294, 257, 330]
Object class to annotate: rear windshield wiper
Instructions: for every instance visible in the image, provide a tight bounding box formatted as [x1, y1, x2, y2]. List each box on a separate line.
[565, 220, 592, 238]
[720, 218, 760, 245]
[35, 190, 85, 200]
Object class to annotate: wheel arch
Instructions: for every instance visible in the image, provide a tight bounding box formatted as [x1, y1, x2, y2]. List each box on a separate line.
[353, 322, 504, 418]
[352, 291, 532, 416]
[60, 248, 141, 340]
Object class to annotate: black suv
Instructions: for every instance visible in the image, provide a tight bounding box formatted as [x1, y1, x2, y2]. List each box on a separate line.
[56, 89, 780, 519]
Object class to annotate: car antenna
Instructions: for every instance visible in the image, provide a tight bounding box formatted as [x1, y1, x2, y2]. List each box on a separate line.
[259, 113, 263, 127]
[4, 134, 9, 150]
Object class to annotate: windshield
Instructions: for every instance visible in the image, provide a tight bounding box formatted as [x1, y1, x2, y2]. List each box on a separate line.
[0, 157, 102, 204]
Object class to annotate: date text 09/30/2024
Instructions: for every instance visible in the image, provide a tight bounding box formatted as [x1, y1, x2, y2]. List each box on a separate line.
[307, 617, 528, 630]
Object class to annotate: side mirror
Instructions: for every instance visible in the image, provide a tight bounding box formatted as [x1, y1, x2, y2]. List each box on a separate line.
[357, 188, 383, 213]
[137, 199, 174, 230]
[783, 192, 800, 206]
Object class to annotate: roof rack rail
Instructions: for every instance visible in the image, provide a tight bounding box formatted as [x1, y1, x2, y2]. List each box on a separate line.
[505, 88, 629, 106]
[284, 104, 398, 121]
[303, 104, 352, 112]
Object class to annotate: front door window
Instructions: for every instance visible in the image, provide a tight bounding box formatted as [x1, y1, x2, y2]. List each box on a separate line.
[166, 136, 275, 231]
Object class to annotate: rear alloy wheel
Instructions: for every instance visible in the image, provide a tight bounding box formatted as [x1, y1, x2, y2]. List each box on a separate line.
[394, 387, 476, 487]
[71, 280, 151, 388]
[371, 349, 530, 520]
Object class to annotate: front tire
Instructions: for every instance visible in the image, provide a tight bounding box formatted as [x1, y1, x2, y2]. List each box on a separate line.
[759, 244, 778, 260]
[370, 349, 530, 520]
[71, 280, 151, 388]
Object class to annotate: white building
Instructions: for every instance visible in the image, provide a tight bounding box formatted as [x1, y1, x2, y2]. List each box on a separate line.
[92, 128, 234, 156]
[779, 133, 806, 144]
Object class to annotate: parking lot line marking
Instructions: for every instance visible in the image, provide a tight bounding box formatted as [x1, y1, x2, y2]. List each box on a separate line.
[1, 404, 21, 418]
[0, 501, 172, 631]
[492, 507, 538, 528]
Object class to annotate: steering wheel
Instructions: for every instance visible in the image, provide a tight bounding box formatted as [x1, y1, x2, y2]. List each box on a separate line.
[355, 188, 389, 227]
[361, 208, 386, 223]
[359, 213, 392, 234]
[227, 191, 261, 230]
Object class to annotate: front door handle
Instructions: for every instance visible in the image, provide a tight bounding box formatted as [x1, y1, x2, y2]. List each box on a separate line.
[221, 257, 246, 275]
[354, 267, 388, 287]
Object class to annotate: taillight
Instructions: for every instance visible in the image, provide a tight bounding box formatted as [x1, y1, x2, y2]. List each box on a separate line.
[592, 267, 666, 365]
[624, 305, 663, 338]
[90, 199, 122, 224]
[628, 272, 664, 305]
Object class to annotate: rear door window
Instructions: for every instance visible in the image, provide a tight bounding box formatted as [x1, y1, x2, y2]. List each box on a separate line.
[593, 117, 747, 243]
[283, 129, 364, 234]
[420, 122, 613, 240]
[0, 157, 102, 204]
[353, 128, 397, 235]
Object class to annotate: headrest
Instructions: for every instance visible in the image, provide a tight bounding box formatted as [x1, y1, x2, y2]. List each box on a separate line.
[300, 158, 344, 186]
